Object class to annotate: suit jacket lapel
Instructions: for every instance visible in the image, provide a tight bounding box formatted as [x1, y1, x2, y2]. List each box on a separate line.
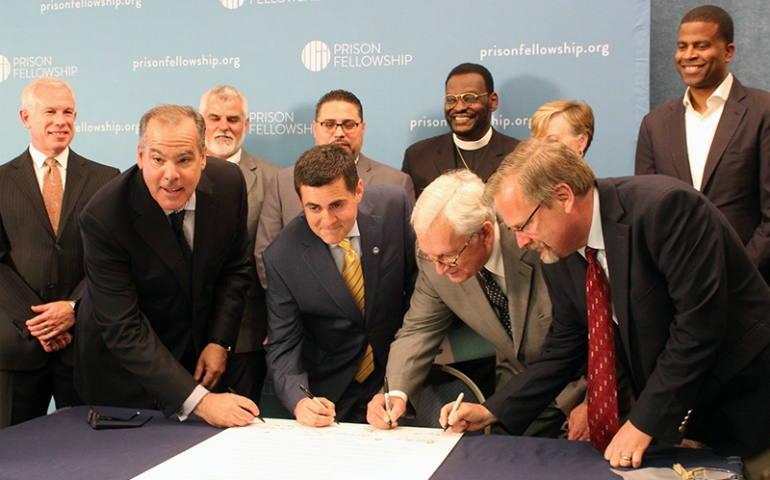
[59, 151, 88, 235]
[9, 152, 55, 238]
[702, 79, 747, 190]
[665, 102, 693, 184]
[358, 199, 380, 327]
[131, 172, 191, 299]
[357, 155, 375, 185]
[500, 226, 532, 356]
[238, 153, 257, 191]
[192, 173, 219, 301]
[474, 129, 506, 181]
[597, 179, 632, 360]
[432, 134, 457, 178]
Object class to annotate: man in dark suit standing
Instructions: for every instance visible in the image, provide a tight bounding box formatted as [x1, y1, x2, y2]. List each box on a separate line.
[263, 144, 416, 426]
[0, 78, 119, 428]
[200, 85, 280, 404]
[402, 63, 520, 198]
[254, 89, 414, 288]
[75, 105, 259, 428]
[446, 138, 770, 479]
[635, 5, 770, 284]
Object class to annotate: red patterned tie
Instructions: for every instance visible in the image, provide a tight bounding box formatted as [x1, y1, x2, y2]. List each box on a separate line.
[585, 246, 620, 452]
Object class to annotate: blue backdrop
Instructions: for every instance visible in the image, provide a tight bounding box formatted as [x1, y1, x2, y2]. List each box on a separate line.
[0, 0, 649, 177]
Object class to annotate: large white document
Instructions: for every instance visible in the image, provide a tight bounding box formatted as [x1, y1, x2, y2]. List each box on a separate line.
[133, 419, 463, 480]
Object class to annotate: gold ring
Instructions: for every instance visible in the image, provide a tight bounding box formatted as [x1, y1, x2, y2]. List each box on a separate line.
[44, 327, 49, 333]
[621, 455, 632, 461]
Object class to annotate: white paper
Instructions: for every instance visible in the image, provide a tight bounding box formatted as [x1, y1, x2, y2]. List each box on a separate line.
[133, 419, 463, 480]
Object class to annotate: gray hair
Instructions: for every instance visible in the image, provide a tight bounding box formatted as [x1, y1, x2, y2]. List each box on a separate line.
[21, 78, 75, 111]
[412, 169, 496, 237]
[199, 85, 248, 119]
[139, 105, 206, 153]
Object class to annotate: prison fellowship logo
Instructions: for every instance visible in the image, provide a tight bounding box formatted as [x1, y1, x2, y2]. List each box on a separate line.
[301, 40, 413, 72]
[301, 41, 331, 72]
[220, 0, 245, 8]
[0, 55, 10, 82]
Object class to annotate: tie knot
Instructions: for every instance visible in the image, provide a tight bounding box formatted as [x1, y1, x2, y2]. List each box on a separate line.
[585, 246, 598, 263]
[45, 157, 58, 168]
[338, 237, 353, 252]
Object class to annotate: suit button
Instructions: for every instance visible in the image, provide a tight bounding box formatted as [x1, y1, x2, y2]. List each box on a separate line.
[47, 283, 56, 289]
[55, 244, 62, 251]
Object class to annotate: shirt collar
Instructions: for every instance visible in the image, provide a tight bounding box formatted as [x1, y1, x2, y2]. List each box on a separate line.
[453, 127, 493, 151]
[162, 191, 197, 216]
[224, 148, 243, 164]
[29, 145, 70, 170]
[580, 187, 605, 258]
[484, 221, 504, 277]
[682, 72, 733, 110]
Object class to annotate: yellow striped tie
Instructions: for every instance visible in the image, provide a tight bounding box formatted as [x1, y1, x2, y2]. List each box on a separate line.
[339, 237, 373, 383]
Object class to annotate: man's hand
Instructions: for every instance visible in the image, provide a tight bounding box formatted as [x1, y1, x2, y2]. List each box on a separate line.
[439, 402, 497, 433]
[604, 420, 653, 468]
[193, 392, 259, 428]
[366, 393, 406, 429]
[26, 301, 76, 346]
[567, 402, 590, 441]
[294, 396, 336, 427]
[194, 343, 228, 389]
[43, 332, 73, 353]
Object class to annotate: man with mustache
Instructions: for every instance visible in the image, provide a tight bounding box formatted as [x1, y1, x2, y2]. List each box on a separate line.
[254, 89, 414, 287]
[636, 5, 770, 285]
[402, 63, 520, 199]
[199, 85, 280, 405]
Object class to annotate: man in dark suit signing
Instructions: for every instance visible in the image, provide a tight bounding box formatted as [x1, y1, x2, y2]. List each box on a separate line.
[402, 62, 520, 198]
[263, 144, 417, 425]
[446, 138, 770, 480]
[74, 105, 259, 428]
[254, 89, 414, 288]
[0, 78, 118, 428]
[200, 85, 280, 404]
[635, 5, 770, 284]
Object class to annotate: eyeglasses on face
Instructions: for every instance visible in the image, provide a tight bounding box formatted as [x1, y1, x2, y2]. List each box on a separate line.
[316, 120, 362, 133]
[512, 204, 541, 233]
[443, 92, 489, 107]
[417, 232, 477, 267]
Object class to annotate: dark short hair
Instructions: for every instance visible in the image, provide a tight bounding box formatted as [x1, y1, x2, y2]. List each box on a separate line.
[446, 63, 494, 93]
[139, 105, 205, 153]
[294, 144, 359, 196]
[681, 5, 734, 44]
[315, 89, 363, 121]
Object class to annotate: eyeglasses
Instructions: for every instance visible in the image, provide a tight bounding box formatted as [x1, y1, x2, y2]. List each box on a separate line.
[316, 120, 362, 133]
[417, 233, 477, 267]
[512, 204, 541, 233]
[87, 407, 153, 430]
[443, 92, 489, 107]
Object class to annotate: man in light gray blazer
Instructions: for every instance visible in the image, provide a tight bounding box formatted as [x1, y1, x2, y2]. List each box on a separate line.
[366, 170, 584, 438]
[254, 89, 414, 288]
[200, 85, 280, 404]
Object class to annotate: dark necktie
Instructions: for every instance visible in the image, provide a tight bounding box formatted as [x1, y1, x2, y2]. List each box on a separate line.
[585, 246, 620, 452]
[169, 210, 192, 275]
[478, 267, 512, 338]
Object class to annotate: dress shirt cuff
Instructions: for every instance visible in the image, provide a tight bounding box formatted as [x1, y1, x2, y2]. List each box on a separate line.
[177, 384, 209, 421]
[390, 390, 408, 403]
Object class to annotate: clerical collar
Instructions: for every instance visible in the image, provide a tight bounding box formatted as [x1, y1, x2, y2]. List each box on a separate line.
[453, 127, 493, 151]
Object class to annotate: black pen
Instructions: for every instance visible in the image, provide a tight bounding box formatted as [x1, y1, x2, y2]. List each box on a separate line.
[383, 376, 393, 428]
[228, 387, 265, 423]
[299, 384, 338, 424]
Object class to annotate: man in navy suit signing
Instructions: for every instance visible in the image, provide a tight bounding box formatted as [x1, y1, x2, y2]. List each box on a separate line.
[263, 144, 417, 425]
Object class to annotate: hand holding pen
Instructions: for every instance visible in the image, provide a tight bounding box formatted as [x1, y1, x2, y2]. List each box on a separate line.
[296, 384, 338, 427]
[383, 376, 393, 428]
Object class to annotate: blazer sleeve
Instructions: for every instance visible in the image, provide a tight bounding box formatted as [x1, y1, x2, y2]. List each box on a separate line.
[634, 114, 658, 175]
[263, 249, 308, 413]
[79, 208, 199, 414]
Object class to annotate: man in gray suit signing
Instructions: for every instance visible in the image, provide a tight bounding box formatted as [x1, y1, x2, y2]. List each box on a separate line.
[254, 89, 414, 287]
[367, 170, 584, 438]
[200, 85, 280, 404]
